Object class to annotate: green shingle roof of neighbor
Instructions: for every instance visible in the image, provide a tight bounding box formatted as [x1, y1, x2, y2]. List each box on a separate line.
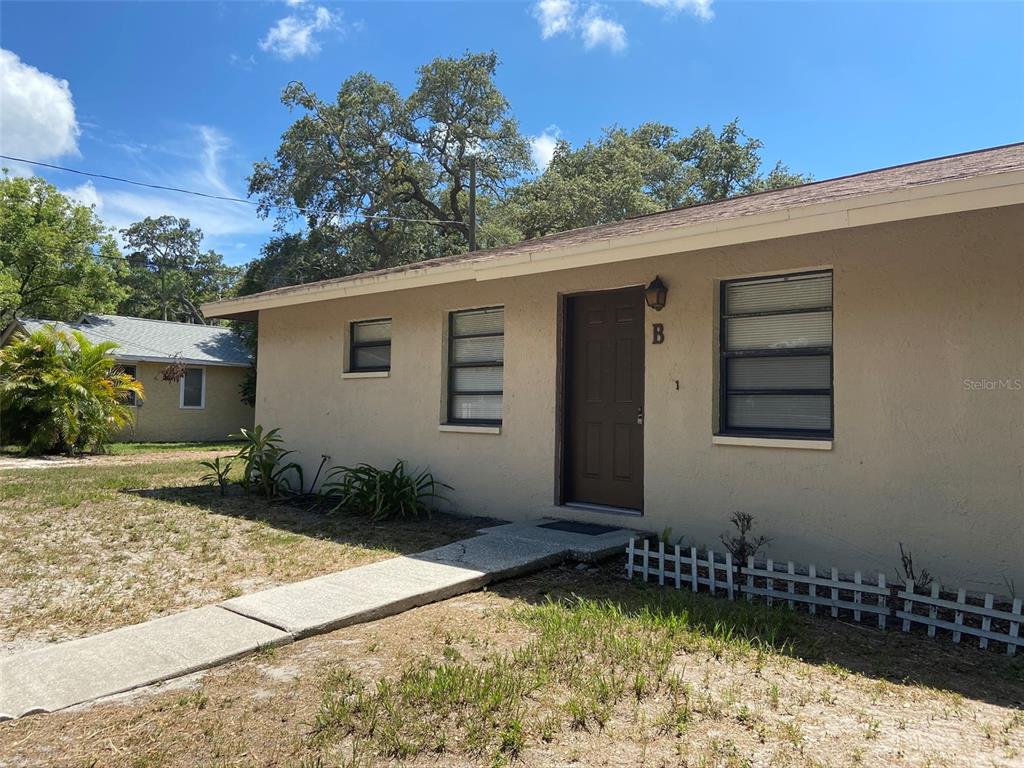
[14, 314, 252, 367]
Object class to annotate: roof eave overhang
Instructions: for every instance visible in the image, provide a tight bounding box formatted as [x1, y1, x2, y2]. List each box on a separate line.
[202, 169, 1024, 321]
[113, 354, 252, 368]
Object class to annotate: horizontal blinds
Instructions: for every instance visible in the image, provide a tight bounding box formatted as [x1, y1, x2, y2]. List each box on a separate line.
[726, 355, 831, 390]
[452, 307, 504, 336]
[452, 366, 503, 391]
[725, 312, 832, 351]
[450, 394, 503, 422]
[451, 336, 504, 364]
[725, 272, 832, 314]
[449, 307, 504, 423]
[353, 346, 391, 370]
[722, 271, 833, 436]
[727, 395, 832, 431]
[352, 319, 391, 344]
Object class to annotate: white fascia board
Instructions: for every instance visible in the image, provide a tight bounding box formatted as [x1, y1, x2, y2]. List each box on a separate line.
[113, 354, 252, 368]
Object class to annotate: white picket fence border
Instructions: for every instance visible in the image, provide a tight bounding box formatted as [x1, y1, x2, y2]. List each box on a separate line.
[624, 537, 1022, 654]
[897, 583, 1022, 657]
[742, 557, 889, 629]
[625, 539, 735, 599]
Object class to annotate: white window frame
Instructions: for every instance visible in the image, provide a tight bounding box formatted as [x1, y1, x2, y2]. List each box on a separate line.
[179, 366, 206, 410]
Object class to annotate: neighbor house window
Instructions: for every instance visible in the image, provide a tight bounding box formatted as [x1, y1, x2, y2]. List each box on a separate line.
[447, 307, 504, 425]
[350, 318, 392, 372]
[119, 364, 138, 406]
[180, 367, 205, 409]
[719, 270, 833, 437]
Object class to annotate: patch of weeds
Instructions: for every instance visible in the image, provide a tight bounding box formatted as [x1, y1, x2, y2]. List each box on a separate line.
[308, 591, 793, 762]
[176, 689, 208, 711]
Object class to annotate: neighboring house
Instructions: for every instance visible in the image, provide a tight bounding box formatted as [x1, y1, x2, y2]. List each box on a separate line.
[1, 314, 254, 443]
[203, 144, 1024, 589]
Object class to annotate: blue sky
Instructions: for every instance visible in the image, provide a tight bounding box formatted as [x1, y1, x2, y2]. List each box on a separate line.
[1, 1, 1022, 265]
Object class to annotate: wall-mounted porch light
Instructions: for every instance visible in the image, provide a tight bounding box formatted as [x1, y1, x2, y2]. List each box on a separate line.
[644, 276, 668, 311]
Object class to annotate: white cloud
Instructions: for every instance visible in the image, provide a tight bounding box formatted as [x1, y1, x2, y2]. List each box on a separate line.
[259, 4, 340, 60]
[62, 126, 272, 245]
[533, 0, 576, 38]
[531, 2, 626, 53]
[0, 49, 80, 172]
[581, 10, 627, 52]
[530, 126, 561, 171]
[64, 181, 103, 213]
[195, 126, 232, 196]
[640, 0, 714, 21]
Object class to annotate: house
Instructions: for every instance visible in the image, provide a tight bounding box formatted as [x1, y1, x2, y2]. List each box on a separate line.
[203, 144, 1024, 590]
[1, 314, 254, 443]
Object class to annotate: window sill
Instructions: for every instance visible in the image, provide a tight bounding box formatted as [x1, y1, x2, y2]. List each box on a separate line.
[712, 435, 832, 451]
[342, 371, 390, 379]
[439, 424, 501, 435]
[179, 406, 206, 411]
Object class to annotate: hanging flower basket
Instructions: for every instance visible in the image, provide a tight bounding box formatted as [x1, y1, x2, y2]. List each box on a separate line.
[160, 355, 188, 382]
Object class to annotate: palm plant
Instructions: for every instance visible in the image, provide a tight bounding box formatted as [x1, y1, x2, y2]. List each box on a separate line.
[0, 326, 143, 455]
[232, 425, 303, 499]
[199, 456, 234, 495]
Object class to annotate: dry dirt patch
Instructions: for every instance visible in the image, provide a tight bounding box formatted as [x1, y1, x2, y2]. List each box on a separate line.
[0, 452, 484, 653]
[1, 566, 1020, 768]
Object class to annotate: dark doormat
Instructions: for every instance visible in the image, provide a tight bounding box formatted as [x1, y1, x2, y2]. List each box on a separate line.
[539, 520, 620, 536]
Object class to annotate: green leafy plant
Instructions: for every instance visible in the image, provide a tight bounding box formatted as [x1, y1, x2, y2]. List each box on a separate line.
[319, 460, 451, 520]
[199, 456, 234, 496]
[232, 425, 303, 499]
[0, 326, 144, 455]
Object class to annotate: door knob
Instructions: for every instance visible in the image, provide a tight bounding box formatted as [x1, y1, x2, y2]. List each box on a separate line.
[637, 406, 644, 426]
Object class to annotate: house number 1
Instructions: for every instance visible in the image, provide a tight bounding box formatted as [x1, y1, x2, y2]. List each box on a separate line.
[652, 323, 665, 344]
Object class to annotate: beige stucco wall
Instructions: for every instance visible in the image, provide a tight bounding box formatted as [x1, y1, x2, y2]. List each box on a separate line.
[253, 205, 1024, 590]
[121, 362, 254, 443]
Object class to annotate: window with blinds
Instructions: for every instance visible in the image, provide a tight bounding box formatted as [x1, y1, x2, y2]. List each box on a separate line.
[350, 318, 392, 372]
[448, 307, 504, 425]
[720, 271, 833, 437]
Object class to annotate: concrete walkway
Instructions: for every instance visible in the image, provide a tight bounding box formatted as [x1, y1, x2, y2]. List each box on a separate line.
[0, 520, 635, 720]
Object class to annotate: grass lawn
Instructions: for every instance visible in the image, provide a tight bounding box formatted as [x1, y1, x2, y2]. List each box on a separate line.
[1, 566, 1021, 767]
[0, 446, 485, 652]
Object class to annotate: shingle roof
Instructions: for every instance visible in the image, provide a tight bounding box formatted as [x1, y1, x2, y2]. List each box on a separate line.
[233, 142, 1024, 304]
[17, 315, 251, 367]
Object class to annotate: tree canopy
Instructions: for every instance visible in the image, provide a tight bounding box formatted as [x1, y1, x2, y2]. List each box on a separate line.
[248, 51, 532, 277]
[118, 216, 241, 323]
[0, 174, 126, 325]
[242, 52, 809, 298]
[495, 120, 811, 240]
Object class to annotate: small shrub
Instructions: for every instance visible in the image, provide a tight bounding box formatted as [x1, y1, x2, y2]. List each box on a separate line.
[720, 512, 771, 564]
[319, 460, 451, 520]
[233, 425, 303, 499]
[897, 543, 934, 590]
[199, 456, 234, 495]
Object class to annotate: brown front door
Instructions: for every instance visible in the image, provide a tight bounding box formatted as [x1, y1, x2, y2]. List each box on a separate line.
[564, 287, 644, 511]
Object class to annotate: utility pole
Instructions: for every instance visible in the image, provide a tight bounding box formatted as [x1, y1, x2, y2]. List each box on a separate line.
[468, 156, 477, 252]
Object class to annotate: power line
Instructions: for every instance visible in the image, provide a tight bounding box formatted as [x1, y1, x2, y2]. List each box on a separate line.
[0, 154, 464, 228]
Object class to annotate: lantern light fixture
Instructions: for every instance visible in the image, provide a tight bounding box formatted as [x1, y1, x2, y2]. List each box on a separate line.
[644, 276, 668, 311]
